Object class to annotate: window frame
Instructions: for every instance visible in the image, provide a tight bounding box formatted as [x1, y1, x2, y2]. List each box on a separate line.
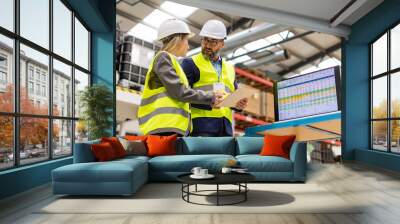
[370, 20, 400, 154]
[0, 0, 92, 171]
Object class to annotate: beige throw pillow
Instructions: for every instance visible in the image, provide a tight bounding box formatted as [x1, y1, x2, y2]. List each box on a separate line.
[118, 137, 147, 156]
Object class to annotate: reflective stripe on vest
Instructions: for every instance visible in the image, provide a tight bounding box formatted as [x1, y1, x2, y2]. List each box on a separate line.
[191, 53, 235, 123]
[138, 51, 191, 135]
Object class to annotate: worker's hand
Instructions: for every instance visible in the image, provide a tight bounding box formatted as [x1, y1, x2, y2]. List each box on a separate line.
[212, 91, 226, 107]
[236, 98, 248, 110]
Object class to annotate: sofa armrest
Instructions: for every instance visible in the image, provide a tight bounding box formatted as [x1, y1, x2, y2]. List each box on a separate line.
[289, 142, 307, 181]
[73, 140, 100, 163]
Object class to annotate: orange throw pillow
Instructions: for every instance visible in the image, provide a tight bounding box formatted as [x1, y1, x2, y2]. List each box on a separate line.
[101, 137, 127, 158]
[146, 134, 177, 157]
[125, 135, 148, 142]
[91, 142, 117, 162]
[260, 134, 296, 159]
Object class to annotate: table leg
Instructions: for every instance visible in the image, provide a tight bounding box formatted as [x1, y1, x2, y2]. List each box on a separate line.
[187, 184, 190, 202]
[181, 184, 183, 199]
[245, 183, 247, 201]
[217, 184, 219, 206]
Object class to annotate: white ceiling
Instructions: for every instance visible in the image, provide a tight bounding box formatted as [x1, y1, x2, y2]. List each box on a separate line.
[223, 0, 383, 26]
[227, 0, 353, 23]
[170, 0, 384, 37]
[116, 0, 383, 79]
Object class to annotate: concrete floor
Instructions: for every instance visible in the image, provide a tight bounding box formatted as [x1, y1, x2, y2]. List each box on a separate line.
[1, 162, 400, 224]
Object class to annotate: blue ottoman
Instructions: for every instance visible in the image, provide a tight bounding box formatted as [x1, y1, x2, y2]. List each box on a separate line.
[52, 157, 148, 196]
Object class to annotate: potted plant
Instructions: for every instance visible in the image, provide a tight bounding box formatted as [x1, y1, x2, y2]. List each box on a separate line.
[79, 84, 113, 140]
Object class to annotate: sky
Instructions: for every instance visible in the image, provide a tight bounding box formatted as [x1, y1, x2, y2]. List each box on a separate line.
[0, 0, 89, 71]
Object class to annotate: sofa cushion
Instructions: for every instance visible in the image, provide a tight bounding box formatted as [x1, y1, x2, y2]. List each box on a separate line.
[148, 154, 235, 172]
[115, 155, 150, 163]
[236, 155, 293, 172]
[236, 137, 264, 155]
[147, 134, 177, 157]
[125, 135, 148, 142]
[119, 138, 148, 156]
[260, 134, 296, 159]
[52, 159, 147, 183]
[53, 163, 133, 183]
[177, 137, 235, 155]
[101, 137, 127, 158]
[91, 142, 118, 161]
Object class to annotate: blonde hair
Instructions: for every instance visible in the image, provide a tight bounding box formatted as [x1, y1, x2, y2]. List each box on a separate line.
[160, 33, 188, 53]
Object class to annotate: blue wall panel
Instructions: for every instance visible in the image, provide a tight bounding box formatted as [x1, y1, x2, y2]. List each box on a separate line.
[355, 149, 400, 172]
[92, 31, 116, 135]
[0, 158, 72, 199]
[343, 0, 400, 171]
[342, 44, 370, 160]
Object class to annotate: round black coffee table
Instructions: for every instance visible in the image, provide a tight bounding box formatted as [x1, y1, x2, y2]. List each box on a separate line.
[177, 173, 255, 206]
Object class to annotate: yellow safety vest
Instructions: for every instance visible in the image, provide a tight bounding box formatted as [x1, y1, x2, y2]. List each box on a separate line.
[191, 53, 236, 124]
[138, 51, 191, 136]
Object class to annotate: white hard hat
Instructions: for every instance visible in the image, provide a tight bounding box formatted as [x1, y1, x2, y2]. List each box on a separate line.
[199, 20, 227, 39]
[157, 19, 194, 41]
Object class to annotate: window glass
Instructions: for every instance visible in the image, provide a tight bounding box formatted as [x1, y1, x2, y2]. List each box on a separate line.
[0, 0, 14, 31]
[391, 72, 400, 118]
[74, 69, 89, 118]
[372, 76, 387, 119]
[53, 119, 72, 157]
[20, 0, 49, 49]
[372, 121, 388, 151]
[0, 116, 13, 170]
[391, 24, 400, 70]
[20, 44, 49, 115]
[20, 117, 49, 165]
[0, 35, 14, 112]
[75, 120, 88, 143]
[74, 18, 89, 70]
[391, 120, 400, 153]
[53, 0, 72, 60]
[53, 59, 72, 117]
[372, 34, 387, 76]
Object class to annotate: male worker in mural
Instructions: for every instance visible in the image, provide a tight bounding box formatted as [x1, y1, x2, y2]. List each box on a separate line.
[181, 20, 248, 137]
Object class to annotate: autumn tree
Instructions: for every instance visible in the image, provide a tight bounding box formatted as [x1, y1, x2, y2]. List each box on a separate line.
[0, 84, 60, 152]
[372, 99, 400, 143]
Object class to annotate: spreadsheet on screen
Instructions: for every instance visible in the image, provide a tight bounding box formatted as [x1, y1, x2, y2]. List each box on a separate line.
[277, 67, 339, 121]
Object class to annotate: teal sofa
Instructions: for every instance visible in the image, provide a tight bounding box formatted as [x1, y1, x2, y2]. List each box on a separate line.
[52, 137, 307, 196]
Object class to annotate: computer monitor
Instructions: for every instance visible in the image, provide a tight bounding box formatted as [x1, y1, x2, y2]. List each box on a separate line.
[274, 66, 341, 121]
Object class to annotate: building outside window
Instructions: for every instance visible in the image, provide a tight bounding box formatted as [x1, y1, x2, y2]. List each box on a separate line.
[0, 71, 6, 91]
[28, 81, 34, 94]
[41, 85, 46, 97]
[0, 54, 6, 67]
[35, 70, 40, 81]
[35, 83, 40, 95]
[41, 73, 46, 83]
[0, 54, 7, 91]
[28, 66, 34, 80]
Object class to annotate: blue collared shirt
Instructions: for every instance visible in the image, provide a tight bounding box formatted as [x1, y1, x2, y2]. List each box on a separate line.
[211, 57, 222, 81]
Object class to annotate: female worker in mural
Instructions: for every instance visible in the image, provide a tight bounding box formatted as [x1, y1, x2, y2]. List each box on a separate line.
[137, 19, 224, 136]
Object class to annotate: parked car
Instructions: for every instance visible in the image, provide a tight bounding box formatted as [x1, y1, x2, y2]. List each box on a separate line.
[8, 150, 32, 160]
